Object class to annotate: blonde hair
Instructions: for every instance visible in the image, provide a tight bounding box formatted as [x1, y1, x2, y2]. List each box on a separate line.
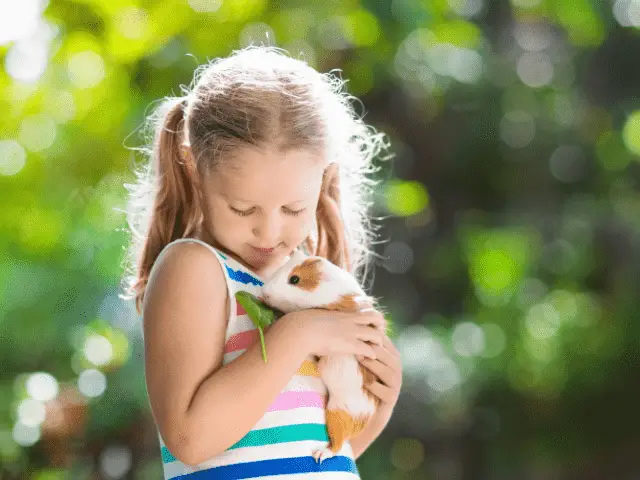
[119, 45, 394, 315]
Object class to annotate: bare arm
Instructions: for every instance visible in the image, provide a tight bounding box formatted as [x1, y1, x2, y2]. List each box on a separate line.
[143, 243, 310, 467]
[184, 315, 308, 464]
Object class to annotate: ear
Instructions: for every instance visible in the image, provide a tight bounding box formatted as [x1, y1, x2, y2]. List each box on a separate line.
[301, 258, 322, 268]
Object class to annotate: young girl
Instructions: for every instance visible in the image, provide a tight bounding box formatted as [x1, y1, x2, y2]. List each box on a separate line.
[120, 45, 402, 479]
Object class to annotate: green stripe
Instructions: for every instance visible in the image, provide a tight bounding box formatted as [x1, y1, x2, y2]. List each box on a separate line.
[229, 423, 328, 450]
[161, 424, 329, 463]
[161, 446, 177, 463]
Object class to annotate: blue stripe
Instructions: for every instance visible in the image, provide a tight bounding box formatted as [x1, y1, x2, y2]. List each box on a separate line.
[175, 455, 359, 479]
[224, 264, 263, 286]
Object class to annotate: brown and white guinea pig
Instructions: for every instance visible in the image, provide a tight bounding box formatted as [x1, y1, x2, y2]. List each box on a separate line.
[261, 247, 386, 464]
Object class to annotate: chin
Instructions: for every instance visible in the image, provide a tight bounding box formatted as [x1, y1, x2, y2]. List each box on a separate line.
[246, 252, 274, 268]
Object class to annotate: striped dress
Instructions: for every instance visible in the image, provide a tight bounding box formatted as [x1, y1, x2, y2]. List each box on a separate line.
[154, 238, 361, 480]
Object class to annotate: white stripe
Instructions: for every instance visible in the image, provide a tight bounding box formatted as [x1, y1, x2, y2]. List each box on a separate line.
[196, 439, 355, 469]
[225, 315, 257, 337]
[162, 460, 196, 479]
[223, 350, 244, 364]
[284, 375, 326, 393]
[252, 406, 326, 430]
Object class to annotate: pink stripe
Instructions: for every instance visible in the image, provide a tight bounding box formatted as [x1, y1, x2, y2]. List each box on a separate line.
[235, 296, 266, 317]
[224, 296, 269, 354]
[267, 391, 326, 412]
[224, 329, 258, 353]
[236, 298, 246, 316]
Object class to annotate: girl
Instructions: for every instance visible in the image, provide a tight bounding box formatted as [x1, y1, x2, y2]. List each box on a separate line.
[120, 45, 403, 479]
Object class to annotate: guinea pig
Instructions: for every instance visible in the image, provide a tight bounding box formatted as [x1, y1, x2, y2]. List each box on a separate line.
[261, 247, 387, 464]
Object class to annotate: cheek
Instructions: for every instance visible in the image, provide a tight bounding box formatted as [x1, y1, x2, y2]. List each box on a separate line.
[295, 214, 315, 237]
[208, 203, 241, 235]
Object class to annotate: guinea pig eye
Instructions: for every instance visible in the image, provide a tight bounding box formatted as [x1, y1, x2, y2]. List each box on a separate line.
[288, 275, 300, 285]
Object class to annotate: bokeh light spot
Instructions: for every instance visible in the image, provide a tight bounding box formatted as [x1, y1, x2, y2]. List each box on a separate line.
[0, 140, 27, 176]
[622, 110, 640, 156]
[188, 0, 222, 12]
[12, 423, 40, 447]
[116, 7, 149, 40]
[383, 241, 415, 274]
[19, 113, 56, 152]
[500, 110, 535, 148]
[100, 445, 133, 479]
[452, 322, 485, 356]
[26, 373, 59, 402]
[78, 369, 107, 398]
[84, 335, 114, 367]
[480, 323, 507, 357]
[384, 180, 429, 216]
[67, 51, 105, 89]
[390, 438, 425, 471]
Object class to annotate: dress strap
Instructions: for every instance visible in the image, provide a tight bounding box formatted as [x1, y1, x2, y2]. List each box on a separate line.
[157, 238, 223, 262]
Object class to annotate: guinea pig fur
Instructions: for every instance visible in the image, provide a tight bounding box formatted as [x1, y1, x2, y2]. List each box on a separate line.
[262, 248, 385, 464]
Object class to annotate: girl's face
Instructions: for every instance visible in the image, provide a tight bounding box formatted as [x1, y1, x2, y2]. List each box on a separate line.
[197, 145, 326, 277]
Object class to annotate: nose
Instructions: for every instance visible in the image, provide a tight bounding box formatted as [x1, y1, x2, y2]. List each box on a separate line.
[253, 213, 282, 246]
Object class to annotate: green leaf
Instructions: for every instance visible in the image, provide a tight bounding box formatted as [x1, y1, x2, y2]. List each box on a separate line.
[235, 291, 280, 363]
[236, 291, 262, 328]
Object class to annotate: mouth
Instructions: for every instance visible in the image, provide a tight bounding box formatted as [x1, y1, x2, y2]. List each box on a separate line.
[250, 247, 276, 261]
[252, 246, 277, 254]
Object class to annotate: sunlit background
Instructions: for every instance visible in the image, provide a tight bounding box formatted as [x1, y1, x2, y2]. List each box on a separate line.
[2, 0, 640, 478]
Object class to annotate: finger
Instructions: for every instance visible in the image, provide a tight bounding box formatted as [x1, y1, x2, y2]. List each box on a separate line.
[382, 335, 401, 358]
[354, 335, 378, 359]
[360, 356, 394, 388]
[358, 325, 384, 344]
[369, 342, 400, 370]
[375, 313, 388, 332]
[372, 329, 385, 347]
[361, 343, 377, 360]
[354, 313, 385, 330]
[363, 321, 384, 346]
[364, 380, 393, 405]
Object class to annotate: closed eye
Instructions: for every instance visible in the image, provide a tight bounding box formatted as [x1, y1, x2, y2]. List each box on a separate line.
[230, 207, 305, 217]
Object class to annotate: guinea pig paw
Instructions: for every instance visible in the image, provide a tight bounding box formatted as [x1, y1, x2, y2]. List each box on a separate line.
[312, 446, 336, 464]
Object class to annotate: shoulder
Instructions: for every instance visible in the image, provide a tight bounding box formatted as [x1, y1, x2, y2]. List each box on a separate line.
[154, 240, 224, 273]
[151, 241, 226, 281]
[143, 241, 228, 319]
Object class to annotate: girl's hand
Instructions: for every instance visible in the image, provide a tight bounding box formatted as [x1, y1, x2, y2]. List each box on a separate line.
[286, 308, 386, 359]
[356, 334, 402, 408]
